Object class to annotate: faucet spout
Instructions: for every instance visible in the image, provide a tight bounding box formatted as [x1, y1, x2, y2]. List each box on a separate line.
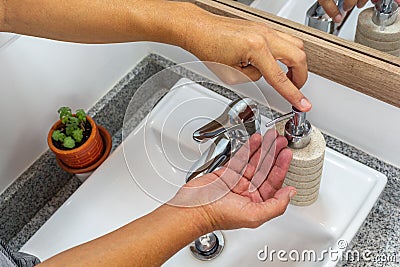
[305, 0, 352, 35]
[193, 98, 259, 143]
[187, 98, 260, 182]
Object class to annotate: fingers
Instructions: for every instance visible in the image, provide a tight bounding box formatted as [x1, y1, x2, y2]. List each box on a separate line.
[243, 186, 296, 227]
[356, 0, 368, 8]
[248, 136, 288, 192]
[213, 166, 242, 190]
[318, 0, 343, 22]
[204, 62, 258, 84]
[243, 129, 278, 178]
[223, 133, 262, 175]
[343, 0, 357, 12]
[318, 0, 367, 22]
[284, 64, 307, 91]
[259, 147, 293, 200]
[275, 31, 304, 49]
[259, 186, 296, 220]
[250, 41, 311, 112]
[271, 38, 308, 89]
[234, 65, 262, 82]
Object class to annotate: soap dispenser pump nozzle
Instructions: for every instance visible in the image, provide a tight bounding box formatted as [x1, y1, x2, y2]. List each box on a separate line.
[373, 0, 399, 29]
[265, 107, 312, 149]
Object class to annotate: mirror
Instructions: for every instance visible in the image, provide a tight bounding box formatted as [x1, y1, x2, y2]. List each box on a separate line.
[211, 0, 400, 64]
[190, 0, 400, 108]
[232, 0, 400, 59]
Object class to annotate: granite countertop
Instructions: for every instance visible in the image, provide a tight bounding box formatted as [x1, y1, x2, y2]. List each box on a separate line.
[0, 54, 398, 266]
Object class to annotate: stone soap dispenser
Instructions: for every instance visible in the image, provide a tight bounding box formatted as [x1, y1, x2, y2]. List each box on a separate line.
[355, 0, 400, 56]
[266, 107, 326, 206]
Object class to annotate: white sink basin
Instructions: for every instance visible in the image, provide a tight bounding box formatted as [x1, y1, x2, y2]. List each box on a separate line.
[21, 78, 386, 266]
[0, 33, 19, 51]
[251, 0, 374, 42]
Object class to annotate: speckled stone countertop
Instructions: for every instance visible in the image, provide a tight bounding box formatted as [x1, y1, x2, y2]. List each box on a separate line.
[0, 54, 398, 266]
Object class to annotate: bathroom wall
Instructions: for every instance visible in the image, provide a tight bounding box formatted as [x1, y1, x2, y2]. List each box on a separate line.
[1, 34, 399, 194]
[0, 35, 150, 194]
[0, 33, 202, 195]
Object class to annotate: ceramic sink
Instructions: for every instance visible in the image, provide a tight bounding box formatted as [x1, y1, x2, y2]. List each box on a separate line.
[21, 78, 386, 266]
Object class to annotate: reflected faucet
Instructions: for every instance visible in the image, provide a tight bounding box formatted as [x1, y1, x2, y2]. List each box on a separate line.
[305, 0, 352, 35]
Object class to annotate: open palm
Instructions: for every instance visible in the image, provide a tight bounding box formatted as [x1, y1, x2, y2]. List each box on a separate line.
[171, 129, 296, 231]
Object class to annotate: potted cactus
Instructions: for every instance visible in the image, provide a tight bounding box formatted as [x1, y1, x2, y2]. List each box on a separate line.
[48, 107, 111, 175]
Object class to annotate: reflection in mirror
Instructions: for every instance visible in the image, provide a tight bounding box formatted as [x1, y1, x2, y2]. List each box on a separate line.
[235, 0, 400, 56]
[197, 0, 400, 107]
[355, 0, 400, 56]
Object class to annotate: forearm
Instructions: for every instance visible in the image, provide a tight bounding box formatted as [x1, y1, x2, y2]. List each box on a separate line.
[38, 204, 212, 267]
[0, 0, 206, 46]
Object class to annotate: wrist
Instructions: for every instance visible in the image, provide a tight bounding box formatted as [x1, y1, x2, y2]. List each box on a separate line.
[160, 203, 215, 236]
[151, 1, 213, 52]
[126, 1, 207, 48]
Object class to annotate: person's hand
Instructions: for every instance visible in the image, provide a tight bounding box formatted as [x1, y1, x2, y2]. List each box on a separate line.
[170, 130, 296, 231]
[318, 0, 386, 23]
[183, 14, 311, 112]
[318, 0, 368, 23]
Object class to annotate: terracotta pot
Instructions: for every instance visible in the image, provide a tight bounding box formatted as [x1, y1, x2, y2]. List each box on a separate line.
[48, 116, 104, 169]
[55, 125, 112, 174]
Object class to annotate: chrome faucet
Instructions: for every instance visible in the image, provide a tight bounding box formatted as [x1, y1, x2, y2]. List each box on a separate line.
[186, 98, 260, 183]
[186, 97, 260, 260]
[187, 100, 313, 183]
[186, 99, 312, 260]
[305, 0, 349, 35]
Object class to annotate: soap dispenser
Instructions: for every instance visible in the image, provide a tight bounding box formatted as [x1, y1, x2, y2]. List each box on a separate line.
[355, 0, 400, 56]
[266, 107, 326, 206]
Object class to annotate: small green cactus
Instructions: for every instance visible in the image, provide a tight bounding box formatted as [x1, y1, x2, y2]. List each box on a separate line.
[52, 107, 87, 149]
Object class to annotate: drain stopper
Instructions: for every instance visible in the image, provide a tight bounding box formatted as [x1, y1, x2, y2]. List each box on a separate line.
[189, 231, 225, 261]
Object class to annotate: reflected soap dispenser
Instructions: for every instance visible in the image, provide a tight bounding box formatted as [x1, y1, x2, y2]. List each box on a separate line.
[355, 0, 400, 56]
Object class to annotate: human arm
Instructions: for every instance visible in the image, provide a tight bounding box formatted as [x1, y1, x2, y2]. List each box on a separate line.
[38, 130, 296, 266]
[0, 0, 310, 111]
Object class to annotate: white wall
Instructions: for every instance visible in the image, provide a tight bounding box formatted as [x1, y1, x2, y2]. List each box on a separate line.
[1, 35, 398, 194]
[0, 35, 150, 194]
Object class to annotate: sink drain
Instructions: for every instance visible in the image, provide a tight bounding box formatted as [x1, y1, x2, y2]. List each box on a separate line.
[189, 231, 225, 261]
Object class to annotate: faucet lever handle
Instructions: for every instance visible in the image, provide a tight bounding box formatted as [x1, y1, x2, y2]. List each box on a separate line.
[193, 98, 259, 143]
[265, 111, 294, 128]
[193, 116, 229, 143]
